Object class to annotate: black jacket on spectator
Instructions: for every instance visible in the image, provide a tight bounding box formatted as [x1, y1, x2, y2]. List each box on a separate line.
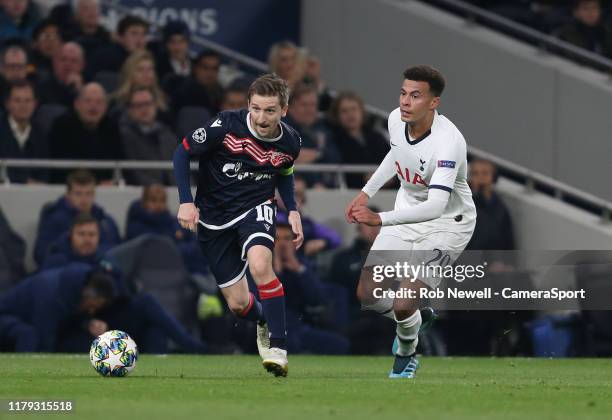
[0, 206, 26, 290]
[155, 53, 189, 84]
[0, 116, 49, 183]
[466, 192, 515, 251]
[118, 114, 176, 185]
[74, 27, 111, 79]
[90, 42, 129, 75]
[173, 77, 224, 115]
[30, 50, 53, 78]
[36, 75, 79, 107]
[329, 125, 389, 188]
[555, 20, 612, 58]
[48, 111, 122, 183]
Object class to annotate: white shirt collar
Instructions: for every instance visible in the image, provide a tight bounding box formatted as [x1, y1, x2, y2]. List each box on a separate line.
[431, 110, 440, 132]
[170, 58, 191, 76]
[246, 112, 283, 142]
[8, 116, 31, 149]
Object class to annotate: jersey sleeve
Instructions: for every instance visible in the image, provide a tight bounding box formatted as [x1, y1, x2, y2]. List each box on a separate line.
[279, 131, 302, 174]
[428, 134, 465, 193]
[362, 151, 396, 197]
[180, 112, 229, 156]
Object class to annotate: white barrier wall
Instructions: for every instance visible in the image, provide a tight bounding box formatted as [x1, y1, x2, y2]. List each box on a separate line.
[2, 180, 611, 271]
[301, 0, 612, 201]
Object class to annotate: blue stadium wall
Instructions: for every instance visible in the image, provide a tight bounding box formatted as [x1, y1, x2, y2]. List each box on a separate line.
[101, 0, 301, 61]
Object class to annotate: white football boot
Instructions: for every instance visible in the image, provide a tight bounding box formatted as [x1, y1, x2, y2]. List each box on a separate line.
[256, 322, 271, 359]
[262, 347, 288, 377]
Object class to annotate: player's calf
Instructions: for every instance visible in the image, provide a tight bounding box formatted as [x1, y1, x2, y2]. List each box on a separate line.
[392, 279, 423, 357]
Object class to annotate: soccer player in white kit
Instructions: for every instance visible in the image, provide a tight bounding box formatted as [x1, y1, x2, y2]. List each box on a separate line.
[345, 65, 476, 378]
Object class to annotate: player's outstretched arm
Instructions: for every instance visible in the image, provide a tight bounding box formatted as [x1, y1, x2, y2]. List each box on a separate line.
[288, 211, 304, 250]
[361, 151, 396, 197]
[351, 204, 381, 226]
[277, 169, 304, 249]
[376, 188, 449, 226]
[345, 191, 369, 224]
[346, 151, 396, 223]
[173, 146, 199, 232]
[177, 203, 199, 232]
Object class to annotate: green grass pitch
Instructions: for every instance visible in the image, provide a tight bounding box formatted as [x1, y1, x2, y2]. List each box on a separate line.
[1, 354, 611, 420]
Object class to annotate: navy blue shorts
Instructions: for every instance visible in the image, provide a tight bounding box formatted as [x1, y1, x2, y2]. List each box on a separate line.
[198, 201, 276, 288]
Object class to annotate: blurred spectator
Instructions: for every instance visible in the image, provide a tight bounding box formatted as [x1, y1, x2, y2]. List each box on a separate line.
[554, 0, 612, 58]
[327, 91, 389, 188]
[90, 14, 149, 75]
[466, 1, 573, 32]
[326, 206, 397, 354]
[303, 53, 332, 111]
[48, 82, 122, 183]
[220, 83, 248, 111]
[112, 50, 167, 114]
[119, 86, 176, 185]
[0, 43, 28, 82]
[125, 184, 208, 274]
[468, 1, 539, 26]
[34, 169, 121, 265]
[0, 80, 49, 183]
[0, 205, 26, 291]
[37, 41, 85, 107]
[173, 50, 224, 115]
[71, 0, 110, 71]
[328, 207, 380, 311]
[466, 159, 515, 261]
[29, 19, 62, 76]
[41, 212, 107, 269]
[125, 184, 179, 240]
[0, 264, 114, 352]
[274, 218, 350, 355]
[285, 83, 340, 186]
[156, 20, 191, 81]
[0, 44, 29, 107]
[285, 177, 342, 258]
[268, 40, 305, 90]
[0, 0, 40, 41]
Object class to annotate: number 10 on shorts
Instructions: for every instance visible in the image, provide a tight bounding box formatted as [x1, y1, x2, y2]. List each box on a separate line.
[255, 204, 275, 224]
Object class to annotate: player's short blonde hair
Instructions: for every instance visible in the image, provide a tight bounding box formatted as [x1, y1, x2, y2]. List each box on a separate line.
[248, 73, 289, 108]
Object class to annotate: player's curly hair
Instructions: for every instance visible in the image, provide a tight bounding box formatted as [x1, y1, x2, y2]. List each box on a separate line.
[248, 73, 290, 108]
[403, 65, 446, 97]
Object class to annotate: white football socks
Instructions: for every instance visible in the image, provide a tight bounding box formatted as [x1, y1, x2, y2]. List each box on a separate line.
[394, 310, 422, 356]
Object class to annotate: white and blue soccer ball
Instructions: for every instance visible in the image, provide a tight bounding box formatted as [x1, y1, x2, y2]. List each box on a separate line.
[89, 330, 138, 377]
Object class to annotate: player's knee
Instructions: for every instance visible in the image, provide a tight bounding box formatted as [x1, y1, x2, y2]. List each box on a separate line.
[248, 259, 274, 283]
[393, 308, 417, 321]
[393, 296, 419, 320]
[226, 296, 250, 315]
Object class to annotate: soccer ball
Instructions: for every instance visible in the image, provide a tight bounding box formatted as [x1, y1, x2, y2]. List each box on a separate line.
[89, 330, 138, 377]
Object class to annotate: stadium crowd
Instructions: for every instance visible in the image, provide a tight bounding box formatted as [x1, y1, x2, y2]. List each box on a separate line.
[463, 0, 612, 62]
[1, 0, 607, 357]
